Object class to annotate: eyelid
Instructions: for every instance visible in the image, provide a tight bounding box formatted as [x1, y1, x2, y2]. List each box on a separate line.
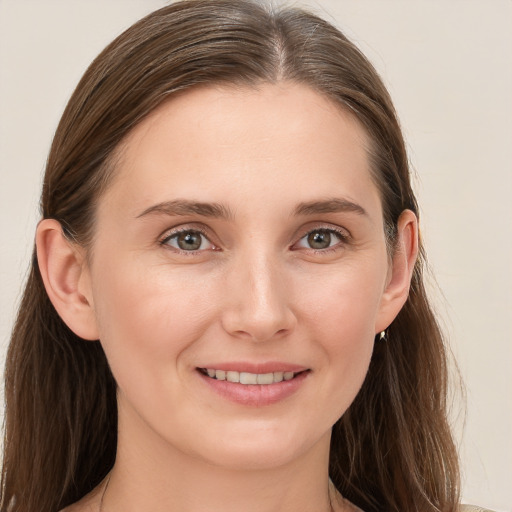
[291, 224, 351, 252]
[157, 222, 350, 254]
[158, 224, 218, 252]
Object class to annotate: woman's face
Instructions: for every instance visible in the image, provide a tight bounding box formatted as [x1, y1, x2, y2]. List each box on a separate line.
[83, 83, 400, 469]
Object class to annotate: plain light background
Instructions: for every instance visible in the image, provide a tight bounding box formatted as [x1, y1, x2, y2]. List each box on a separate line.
[0, 1, 511, 510]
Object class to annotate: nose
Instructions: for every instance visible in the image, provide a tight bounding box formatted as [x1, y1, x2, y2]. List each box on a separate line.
[221, 251, 297, 342]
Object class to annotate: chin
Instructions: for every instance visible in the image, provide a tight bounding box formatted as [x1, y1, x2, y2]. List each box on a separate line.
[184, 422, 330, 472]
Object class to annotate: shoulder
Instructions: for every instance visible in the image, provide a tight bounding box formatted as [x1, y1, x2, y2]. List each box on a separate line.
[459, 506, 497, 512]
[59, 504, 95, 512]
[58, 481, 105, 512]
[59, 500, 98, 512]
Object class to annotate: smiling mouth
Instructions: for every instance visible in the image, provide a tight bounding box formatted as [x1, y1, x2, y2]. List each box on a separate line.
[198, 368, 308, 385]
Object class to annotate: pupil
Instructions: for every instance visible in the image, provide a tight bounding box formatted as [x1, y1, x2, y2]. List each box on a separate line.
[308, 230, 331, 249]
[178, 232, 201, 250]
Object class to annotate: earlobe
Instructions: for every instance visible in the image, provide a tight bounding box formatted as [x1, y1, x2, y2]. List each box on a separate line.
[36, 219, 99, 340]
[375, 209, 419, 333]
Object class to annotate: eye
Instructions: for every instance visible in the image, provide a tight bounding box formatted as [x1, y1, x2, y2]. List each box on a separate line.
[294, 228, 346, 251]
[161, 229, 215, 252]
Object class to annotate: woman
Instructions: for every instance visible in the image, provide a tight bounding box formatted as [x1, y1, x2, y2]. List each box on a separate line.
[0, 1, 480, 511]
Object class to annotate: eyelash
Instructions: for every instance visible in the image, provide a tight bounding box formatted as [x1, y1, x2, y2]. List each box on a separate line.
[159, 227, 216, 255]
[159, 225, 350, 255]
[291, 226, 350, 254]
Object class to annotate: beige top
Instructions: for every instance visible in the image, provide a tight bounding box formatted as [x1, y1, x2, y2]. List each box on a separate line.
[61, 501, 496, 512]
[459, 506, 496, 512]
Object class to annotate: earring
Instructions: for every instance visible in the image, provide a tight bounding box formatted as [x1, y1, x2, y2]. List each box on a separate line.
[378, 330, 387, 341]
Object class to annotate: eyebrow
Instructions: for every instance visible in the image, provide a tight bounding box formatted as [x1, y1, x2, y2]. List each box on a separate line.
[293, 198, 368, 217]
[136, 197, 367, 221]
[136, 200, 233, 220]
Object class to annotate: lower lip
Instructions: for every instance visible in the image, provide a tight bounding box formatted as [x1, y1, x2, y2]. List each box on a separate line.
[197, 370, 310, 406]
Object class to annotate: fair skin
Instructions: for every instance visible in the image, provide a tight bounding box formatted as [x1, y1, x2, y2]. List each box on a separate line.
[37, 83, 418, 512]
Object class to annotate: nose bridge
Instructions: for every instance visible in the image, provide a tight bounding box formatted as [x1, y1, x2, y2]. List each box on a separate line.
[222, 244, 295, 341]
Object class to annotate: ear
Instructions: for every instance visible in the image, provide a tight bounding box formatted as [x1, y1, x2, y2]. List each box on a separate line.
[375, 209, 419, 333]
[36, 219, 99, 340]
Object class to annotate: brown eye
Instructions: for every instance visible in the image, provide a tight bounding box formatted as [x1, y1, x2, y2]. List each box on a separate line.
[293, 228, 346, 252]
[307, 230, 332, 249]
[164, 230, 212, 251]
[177, 232, 202, 250]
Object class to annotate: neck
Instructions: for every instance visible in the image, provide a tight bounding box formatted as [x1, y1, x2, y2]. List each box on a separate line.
[102, 404, 343, 512]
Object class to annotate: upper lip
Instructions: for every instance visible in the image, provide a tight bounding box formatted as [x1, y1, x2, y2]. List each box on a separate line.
[196, 362, 309, 374]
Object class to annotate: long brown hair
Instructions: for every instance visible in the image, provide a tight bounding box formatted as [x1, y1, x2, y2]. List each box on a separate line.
[1, 1, 459, 511]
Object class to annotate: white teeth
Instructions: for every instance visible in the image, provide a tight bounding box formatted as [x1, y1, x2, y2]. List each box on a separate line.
[256, 373, 274, 385]
[226, 371, 240, 383]
[240, 372, 257, 384]
[204, 368, 301, 384]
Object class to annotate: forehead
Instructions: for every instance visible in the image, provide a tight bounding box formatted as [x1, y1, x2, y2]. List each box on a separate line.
[101, 82, 379, 219]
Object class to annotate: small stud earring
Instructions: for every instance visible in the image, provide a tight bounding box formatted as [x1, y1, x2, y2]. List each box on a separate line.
[379, 330, 387, 341]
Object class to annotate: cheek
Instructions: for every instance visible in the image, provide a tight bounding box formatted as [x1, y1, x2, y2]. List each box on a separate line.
[299, 256, 386, 340]
[89, 256, 219, 386]
[296, 262, 384, 418]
